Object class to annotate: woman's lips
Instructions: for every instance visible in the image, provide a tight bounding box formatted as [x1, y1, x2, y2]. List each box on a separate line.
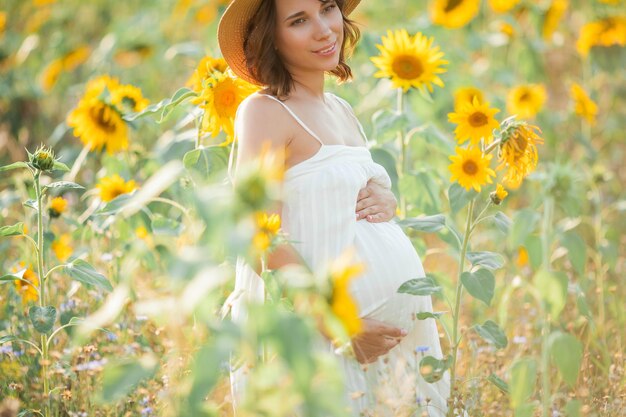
[313, 41, 337, 56]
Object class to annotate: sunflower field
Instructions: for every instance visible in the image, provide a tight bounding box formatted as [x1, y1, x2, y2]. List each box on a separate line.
[1, 0, 625, 416]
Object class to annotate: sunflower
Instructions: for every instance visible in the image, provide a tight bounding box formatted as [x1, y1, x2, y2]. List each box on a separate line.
[490, 183, 508, 205]
[62, 46, 90, 71]
[496, 121, 544, 189]
[40, 59, 64, 92]
[516, 246, 529, 268]
[500, 22, 515, 38]
[84, 75, 121, 100]
[448, 97, 500, 145]
[329, 249, 364, 337]
[430, 0, 480, 29]
[506, 84, 547, 119]
[542, 0, 568, 40]
[67, 98, 129, 154]
[96, 174, 137, 202]
[110, 84, 150, 113]
[454, 87, 484, 111]
[13, 264, 39, 305]
[51, 234, 72, 262]
[570, 83, 598, 125]
[252, 212, 281, 252]
[48, 196, 68, 218]
[449, 146, 496, 192]
[187, 56, 229, 93]
[488, 0, 520, 13]
[192, 72, 258, 142]
[0, 12, 7, 36]
[576, 16, 626, 57]
[371, 29, 447, 93]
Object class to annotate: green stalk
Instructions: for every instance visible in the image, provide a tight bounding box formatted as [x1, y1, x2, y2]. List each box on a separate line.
[397, 88, 407, 218]
[540, 197, 554, 417]
[34, 172, 51, 417]
[448, 198, 475, 415]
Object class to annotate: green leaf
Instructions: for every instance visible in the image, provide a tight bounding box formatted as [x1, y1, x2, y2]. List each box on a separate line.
[493, 212, 512, 235]
[96, 193, 134, 216]
[398, 275, 441, 296]
[509, 357, 537, 410]
[64, 259, 113, 292]
[370, 147, 399, 193]
[416, 311, 445, 320]
[560, 231, 586, 275]
[398, 214, 446, 232]
[524, 235, 543, 269]
[487, 373, 509, 394]
[372, 109, 409, 143]
[548, 331, 583, 388]
[473, 320, 507, 349]
[29, 306, 57, 334]
[43, 181, 85, 192]
[0, 222, 24, 237]
[0, 274, 22, 283]
[182, 146, 229, 179]
[461, 269, 495, 306]
[24, 199, 38, 211]
[0, 335, 18, 344]
[533, 269, 568, 318]
[99, 355, 159, 403]
[448, 183, 477, 214]
[123, 87, 197, 123]
[0, 161, 29, 172]
[419, 355, 450, 383]
[466, 251, 505, 270]
[151, 214, 184, 236]
[509, 209, 540, 249]
[53, 161, 70, 172]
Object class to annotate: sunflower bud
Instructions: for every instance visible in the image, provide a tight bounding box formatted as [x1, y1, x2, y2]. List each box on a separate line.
[490, 184, 508, 205]
[29, 145, 56, 172]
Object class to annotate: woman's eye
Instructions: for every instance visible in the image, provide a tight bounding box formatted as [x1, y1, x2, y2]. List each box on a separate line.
[291, 18, 305, 26]
[323, 4, 336, 13]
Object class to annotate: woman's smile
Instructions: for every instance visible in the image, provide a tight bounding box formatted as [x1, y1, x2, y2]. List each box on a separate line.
[313, 41, 337, 56]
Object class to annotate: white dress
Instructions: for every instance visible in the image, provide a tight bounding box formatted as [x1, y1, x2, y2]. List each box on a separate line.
[228, 92, 450, 417]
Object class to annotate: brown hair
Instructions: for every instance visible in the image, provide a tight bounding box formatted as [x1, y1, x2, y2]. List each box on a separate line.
[243, 0, 360, 99]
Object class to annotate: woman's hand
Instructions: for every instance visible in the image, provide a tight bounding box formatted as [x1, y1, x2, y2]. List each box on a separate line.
[355, 180, 397, 223]
[351, 318, 407, 364]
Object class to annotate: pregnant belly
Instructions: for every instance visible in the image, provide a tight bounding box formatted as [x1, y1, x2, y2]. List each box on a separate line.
[350, 220, 431, 330]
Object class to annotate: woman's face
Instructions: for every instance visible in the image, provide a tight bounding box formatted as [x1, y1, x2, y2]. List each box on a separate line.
[273, 0, 344, 78]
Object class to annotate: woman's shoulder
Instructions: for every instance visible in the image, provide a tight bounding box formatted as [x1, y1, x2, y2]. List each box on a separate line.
[237, 90, 285, 121]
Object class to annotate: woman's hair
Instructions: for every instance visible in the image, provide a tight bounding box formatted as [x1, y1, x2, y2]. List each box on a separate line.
[243, 0, 360, 99]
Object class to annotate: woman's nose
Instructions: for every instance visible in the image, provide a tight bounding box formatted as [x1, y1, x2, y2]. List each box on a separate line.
[314, 18, 333, 40]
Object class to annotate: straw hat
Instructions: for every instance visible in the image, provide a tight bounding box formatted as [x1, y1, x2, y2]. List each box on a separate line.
[218, 0, 361, 85]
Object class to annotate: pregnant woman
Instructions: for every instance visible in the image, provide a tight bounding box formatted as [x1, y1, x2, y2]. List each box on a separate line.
[220, 0, 450, 415]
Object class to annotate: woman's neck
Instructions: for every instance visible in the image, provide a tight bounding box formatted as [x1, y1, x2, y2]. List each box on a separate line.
[290, 71, 327, 103]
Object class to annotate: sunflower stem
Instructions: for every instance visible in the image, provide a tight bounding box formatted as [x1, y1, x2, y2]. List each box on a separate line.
[397, 88, 407, 218]
[540, 196, 554, 417]
[34, 172, 51, 417]
[448, 198, 475, 416]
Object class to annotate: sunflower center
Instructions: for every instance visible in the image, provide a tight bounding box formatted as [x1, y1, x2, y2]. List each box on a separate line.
[90, 105, 117, 133]
[468, 111, 488, 127]
[512, 132, 529, 153]
[122, 96, 137, 109]
[217, 89, 236, 108]
[392, 55, 423, 80]
[519, 91, 531, 102]
[462, 160, 479, 175]
[444, 0, 464, 12]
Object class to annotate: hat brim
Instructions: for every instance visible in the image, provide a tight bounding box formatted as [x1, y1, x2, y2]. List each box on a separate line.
[218, 0, 361, 85]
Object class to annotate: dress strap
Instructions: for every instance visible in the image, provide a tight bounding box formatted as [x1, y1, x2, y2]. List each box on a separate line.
[328, 93, 369, 146]
[257, 93, 325, 146]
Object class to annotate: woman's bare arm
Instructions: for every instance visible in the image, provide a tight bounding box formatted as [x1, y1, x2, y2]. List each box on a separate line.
[234, 95, 309, 275]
